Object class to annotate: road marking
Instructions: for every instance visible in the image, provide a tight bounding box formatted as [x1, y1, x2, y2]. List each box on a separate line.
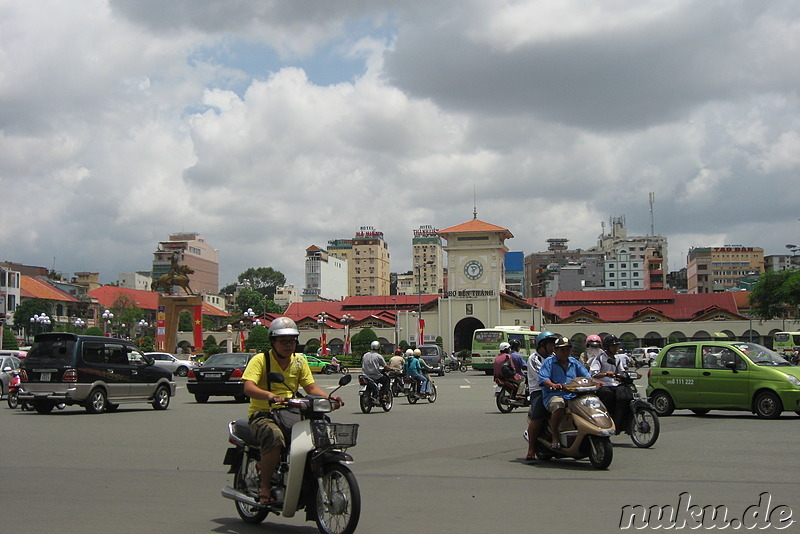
[460, 385, 471, 389]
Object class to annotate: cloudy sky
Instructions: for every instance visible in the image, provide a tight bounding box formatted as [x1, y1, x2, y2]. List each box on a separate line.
[2, 0, 799, 289]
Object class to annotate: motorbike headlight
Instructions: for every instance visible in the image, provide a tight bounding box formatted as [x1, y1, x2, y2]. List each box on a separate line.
[312, 397, 334, 413]
[785, 374, 800, 387]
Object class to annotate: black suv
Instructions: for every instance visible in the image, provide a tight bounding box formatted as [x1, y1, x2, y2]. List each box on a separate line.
[20, 333, 176, 414]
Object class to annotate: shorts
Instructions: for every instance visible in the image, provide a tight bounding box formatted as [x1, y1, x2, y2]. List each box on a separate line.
[527, 390, 545, 419]
[249, 412, 285, 452]
[545, 395, 567, 413]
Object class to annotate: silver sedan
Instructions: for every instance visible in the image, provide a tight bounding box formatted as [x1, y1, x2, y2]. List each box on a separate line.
[145, 352, 199, 377]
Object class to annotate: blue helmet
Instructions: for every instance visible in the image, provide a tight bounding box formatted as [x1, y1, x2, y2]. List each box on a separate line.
[535, 331, 557, 348]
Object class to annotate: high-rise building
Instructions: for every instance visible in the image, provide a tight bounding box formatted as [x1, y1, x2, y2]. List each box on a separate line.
[329, 227, 391, 296]
[412, 225, 444, 294]
[303, 246, 348, 301]
[504, 251, 524, 296]
[687, 246, 764, 293]
[152, 232, 219, 295]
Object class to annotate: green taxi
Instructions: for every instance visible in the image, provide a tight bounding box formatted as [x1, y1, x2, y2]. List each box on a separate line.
[303, 354, 329, 373]
[646, 341, 800, 419]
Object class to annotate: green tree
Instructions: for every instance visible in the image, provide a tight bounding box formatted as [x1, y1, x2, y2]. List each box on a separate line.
[435, 336, 444, 351]
[351, 328, 378, 359]
[237, 267, 286, 300]
[178, 311, 194, 332]
[139, 336, 155, 352]
[13, 299, 50, 337]
[245, 325, 271, 353]
[399, 339, 409, 352]
[85, 326, 104, 337]
[2, 327, 19, 349]
[304, 337, 320, 355]
[203, 335, 224, 356]
[749, 269, 800, 320]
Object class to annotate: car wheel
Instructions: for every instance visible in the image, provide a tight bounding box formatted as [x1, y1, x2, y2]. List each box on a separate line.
[85, 388, 107, 414]
[152, 385, 171, 410]
[754, 390, 782, 419]
[194, 393, 209, 403]
[650, 390, 674, 417]
[176, 366, 189, 377]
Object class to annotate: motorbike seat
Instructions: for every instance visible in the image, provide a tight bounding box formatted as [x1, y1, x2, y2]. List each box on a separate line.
[233, 418, 260, 447]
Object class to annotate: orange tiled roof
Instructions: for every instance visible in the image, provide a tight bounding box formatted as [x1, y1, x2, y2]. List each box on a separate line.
[21, 276, 80, 302]
[438, 218, 514, 239]
[88, 286, 230, 317]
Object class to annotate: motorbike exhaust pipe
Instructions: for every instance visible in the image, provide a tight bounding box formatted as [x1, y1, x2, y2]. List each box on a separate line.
[221, 486, 259, 507]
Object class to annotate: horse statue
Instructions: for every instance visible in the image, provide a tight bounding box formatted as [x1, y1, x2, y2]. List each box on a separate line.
[152, 262, 195, 295]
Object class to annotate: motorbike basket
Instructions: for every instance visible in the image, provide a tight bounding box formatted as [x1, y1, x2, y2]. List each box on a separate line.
[311, 421, 359, 449]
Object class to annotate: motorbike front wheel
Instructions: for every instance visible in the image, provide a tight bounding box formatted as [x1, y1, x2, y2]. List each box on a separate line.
[629, 407, 660, 448]
[234, 454, 269, 524]
[7, 391, 19, 409]
[495, 387, 513, 413]
[359, 393, 373, 414]
[588, 435, 613, 470]
[427, 382, 437, 403]
[381, 391, 392, 412]
[315, 463, 361, 534]
[459, 364, 467, 373]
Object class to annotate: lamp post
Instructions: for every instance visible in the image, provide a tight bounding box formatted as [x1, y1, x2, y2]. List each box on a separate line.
[317, 312, 328, 357]
[31, 313, 51, 336]
[137, 319, 149, 343]
[238, 308, 256, 351]
[102, 309, 114, 336]
[73, 318, 86, 331]
[340, 313, 355, 356]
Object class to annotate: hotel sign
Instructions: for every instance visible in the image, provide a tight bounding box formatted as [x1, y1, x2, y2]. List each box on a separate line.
[356, 226, 383, 238]
[713, 247, 754, 252]
[414, 225, 439, 236]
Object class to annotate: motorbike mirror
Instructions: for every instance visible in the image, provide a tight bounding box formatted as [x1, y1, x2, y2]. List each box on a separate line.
[338, 373, 352, 387]
[267, 371, 285, 384]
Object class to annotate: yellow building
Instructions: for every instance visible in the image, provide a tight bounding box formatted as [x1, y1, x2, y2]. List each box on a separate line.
[687, 246, 764, 293]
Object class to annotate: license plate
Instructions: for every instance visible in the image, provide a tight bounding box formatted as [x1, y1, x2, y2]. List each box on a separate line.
[203, 373, 222, 379]
[40, 372, 51, 382]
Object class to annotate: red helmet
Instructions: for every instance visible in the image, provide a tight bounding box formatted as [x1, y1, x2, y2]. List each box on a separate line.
[586, 334, 602, 347]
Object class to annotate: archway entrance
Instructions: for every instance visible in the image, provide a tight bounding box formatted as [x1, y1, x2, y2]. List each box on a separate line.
[454, 317, 484, 353]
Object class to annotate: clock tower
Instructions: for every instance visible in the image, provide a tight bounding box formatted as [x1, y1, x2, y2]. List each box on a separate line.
[438, 218, 513, 296]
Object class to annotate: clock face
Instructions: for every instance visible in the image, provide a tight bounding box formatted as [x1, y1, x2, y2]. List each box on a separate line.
[464, 260, 484, 280]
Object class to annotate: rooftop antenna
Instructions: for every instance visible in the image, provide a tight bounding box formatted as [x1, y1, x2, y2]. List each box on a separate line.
[649, 192, 655, 236]
[473, 184, 477, 220]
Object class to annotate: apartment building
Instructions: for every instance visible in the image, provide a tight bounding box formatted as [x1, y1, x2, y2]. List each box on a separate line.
[687, 246, 764, 293]
[152, 232, 219, 295]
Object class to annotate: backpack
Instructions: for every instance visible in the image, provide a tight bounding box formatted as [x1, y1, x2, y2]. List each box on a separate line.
[500, 354, 516, 380]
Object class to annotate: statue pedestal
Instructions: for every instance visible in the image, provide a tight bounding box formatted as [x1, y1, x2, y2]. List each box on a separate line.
[156, 295, 203, 353]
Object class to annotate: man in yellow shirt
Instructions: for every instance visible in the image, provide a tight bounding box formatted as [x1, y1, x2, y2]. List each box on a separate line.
[242, 317, 343, 504]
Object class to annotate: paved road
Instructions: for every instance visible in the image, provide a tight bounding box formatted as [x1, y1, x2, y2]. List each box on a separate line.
[2, 373, 798, 533]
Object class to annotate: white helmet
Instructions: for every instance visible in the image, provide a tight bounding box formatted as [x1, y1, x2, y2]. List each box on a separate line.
[405, 349, 414, 357]
[499, 342, 511, 352]
[268, 317, 299, 337]
[370, 340, 381, 350]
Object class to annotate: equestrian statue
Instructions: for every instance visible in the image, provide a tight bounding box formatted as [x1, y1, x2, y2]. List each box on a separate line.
[151, 256, 195, 295]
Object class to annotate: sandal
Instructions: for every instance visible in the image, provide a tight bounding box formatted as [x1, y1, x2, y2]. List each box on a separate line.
[550, 441, 561, 450]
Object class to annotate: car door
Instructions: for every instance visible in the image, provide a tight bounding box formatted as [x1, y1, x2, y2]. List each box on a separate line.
[127, 347, 157, 398]
[698, 345, 750, 409]
[98, 342, 133, 400]
[653, 345, 700, 407]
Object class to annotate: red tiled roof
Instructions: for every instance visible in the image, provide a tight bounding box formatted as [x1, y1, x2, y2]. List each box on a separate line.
[532, 290, 745, 322]
[284, 295, 440, 328]
[21, 276, 80, 302]
[438, 218, 514, 239]
[88, 286, 230, 317]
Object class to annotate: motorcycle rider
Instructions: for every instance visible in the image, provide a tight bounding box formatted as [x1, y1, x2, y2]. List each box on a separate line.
[362, 340, 390, 400]
[241, 317, 344, 504]
[388, 349, 405, 373]
[580, 334, 603, 367]
[589, 334, 630, 430]
[525, 331, 558, 460]
[405, 348, 431, 395]
[539, 336, 592, 449]
[508, 339, 528, 396]
[493, 342, 525, 397]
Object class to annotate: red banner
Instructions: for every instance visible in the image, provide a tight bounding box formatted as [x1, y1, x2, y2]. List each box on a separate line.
[419, 318, 425, 345]
[193, 305, 203, 351]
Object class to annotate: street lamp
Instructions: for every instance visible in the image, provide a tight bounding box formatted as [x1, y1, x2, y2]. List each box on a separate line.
[30, 313, 51, 336]
[102, 309, 114, 336]
[73, 318, 86, 330]
[137, 319, 149, 341]
[340, 313, 355, 356]
[317, 312, 328, 357]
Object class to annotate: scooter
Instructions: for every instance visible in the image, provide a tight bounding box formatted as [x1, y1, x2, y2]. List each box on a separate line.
[494, 377, 530, 413]
[323, 361, 349, 375]
[525, 376, 616, 469]
[386, 369, 404, 397]
[403, 373, 437, 404]
[613, 370, 660, 448]
[6, 370, 32, 410]
[221, 373, 360, 534]
[443, 360, 467, 373]
[358, 371, 392, 413]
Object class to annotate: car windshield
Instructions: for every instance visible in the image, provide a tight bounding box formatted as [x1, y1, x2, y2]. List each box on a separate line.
[24, 336, 75, 365]
[204, 353, 248, 366]
[419, 347, 439, 356]
[733, 343, 791, 366]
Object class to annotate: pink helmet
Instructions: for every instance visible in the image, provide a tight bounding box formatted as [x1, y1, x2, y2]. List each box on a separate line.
[586, 334, 602, 347]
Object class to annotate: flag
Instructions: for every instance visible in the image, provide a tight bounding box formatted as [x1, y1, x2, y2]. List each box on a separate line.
[193, 305, 203, 350]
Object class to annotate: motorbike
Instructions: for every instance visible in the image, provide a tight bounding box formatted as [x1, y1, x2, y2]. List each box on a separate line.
[443, 360, 467, 373]
[494, 377, 529, 413]
[386, 369, 404, 397]
[6, 370, 32, 410]
[358, 371, 392, 413]
[613, 370, 660, 448]
[403, 373, 437, 404]
[221, 373, 360, 534]
[323, 361, 349, 375]
[524, 376, 616, 469]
